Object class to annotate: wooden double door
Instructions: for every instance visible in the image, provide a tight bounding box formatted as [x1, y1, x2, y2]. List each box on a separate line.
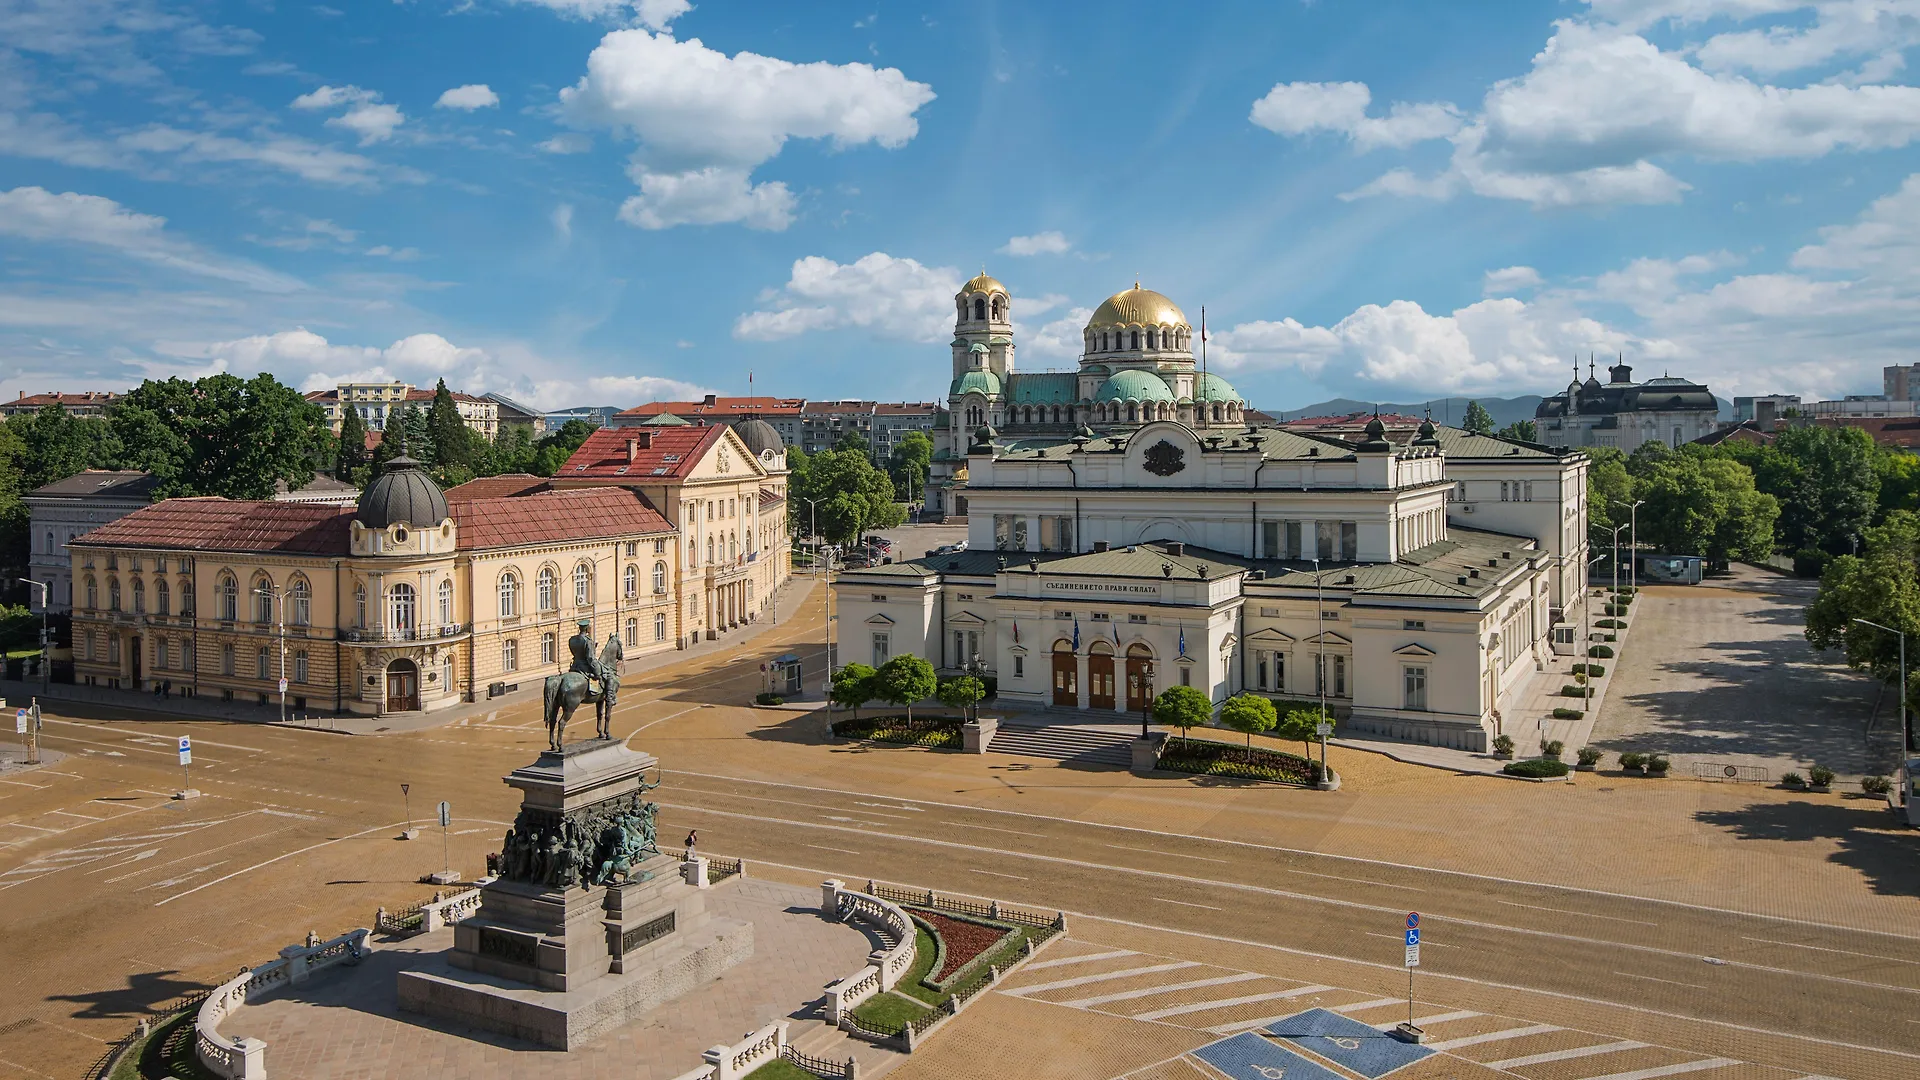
[1051, 648, 1077, 707]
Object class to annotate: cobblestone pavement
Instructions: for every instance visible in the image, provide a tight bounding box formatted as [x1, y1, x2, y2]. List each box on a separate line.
[1, 579, 1917, 1079]
[1594, 566, 1896, 781]
[221, 877, 873, 1080]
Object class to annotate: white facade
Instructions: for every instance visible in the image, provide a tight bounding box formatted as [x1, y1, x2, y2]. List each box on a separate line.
[1535, 362, 1719, 454]
[25, 471, 160, 614]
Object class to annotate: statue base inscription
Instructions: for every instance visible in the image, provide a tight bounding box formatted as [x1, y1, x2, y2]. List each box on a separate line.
[395, 740, 753, 1049]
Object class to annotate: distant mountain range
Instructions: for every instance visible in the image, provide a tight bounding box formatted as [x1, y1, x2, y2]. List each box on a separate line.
[1270, 393, 1733, 427]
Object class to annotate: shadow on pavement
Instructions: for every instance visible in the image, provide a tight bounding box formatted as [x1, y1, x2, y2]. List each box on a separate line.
[1693, 799, 1920, 899]
[47, 969, 207, 1019]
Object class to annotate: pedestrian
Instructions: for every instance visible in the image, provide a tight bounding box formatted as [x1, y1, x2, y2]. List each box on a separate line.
[684, 829, 698, 856]
[163, 679, 172, 699]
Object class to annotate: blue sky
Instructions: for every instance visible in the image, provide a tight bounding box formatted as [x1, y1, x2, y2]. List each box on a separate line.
[4, 0, 1920, 413]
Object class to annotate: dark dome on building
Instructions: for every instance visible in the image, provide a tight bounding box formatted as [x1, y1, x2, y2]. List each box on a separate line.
[356, 455, 448, 529]
[731, 417, 783, 457]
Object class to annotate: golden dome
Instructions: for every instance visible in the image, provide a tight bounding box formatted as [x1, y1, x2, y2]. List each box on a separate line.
[961, 272, 1006, 295]
[1087, 285, 1188, 329]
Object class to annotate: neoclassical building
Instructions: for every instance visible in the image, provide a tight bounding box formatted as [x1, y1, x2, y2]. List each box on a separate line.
[1534, 360, 1719, 453]
[837, 279, 1590, 752]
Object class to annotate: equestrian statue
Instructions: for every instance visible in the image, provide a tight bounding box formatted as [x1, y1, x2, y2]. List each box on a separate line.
[543, 619, 624, 751]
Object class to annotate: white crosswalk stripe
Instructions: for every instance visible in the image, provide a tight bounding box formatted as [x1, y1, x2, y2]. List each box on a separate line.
[1061, 972, 1263, 1009]
[1426, 1024, 1563, 1051]
[1140, 984, 1332, 1023]
[1374, 1009, 1478, 1029]
[1023, 949, 1136, 972]
[1578, 1060, 1738, 1080]
[1330, 997, 1404, 1013]
[1009, 961, 1200, 996]
[1486, 1042, 1650, 1069]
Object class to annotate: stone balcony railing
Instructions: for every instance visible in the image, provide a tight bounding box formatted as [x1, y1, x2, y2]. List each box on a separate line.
[194, 928, 370, 1079]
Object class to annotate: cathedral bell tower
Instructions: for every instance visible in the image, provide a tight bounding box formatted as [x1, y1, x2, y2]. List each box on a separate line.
[953, 272, 1014, 380]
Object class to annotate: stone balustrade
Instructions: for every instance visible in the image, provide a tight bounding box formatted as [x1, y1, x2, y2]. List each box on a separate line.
[818, 879, 915, 1025]
[194, 929, 370, 1079]
[667, 1018, 790, 1080]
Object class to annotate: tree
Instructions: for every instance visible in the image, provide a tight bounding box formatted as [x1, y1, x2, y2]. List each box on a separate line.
[0, 420, 28, 575]
[1219, 692, 1278, 761]
[426, 379, 483, 482]
[1587, 446, 1634, 554]
[873, 654, 937, 721]
[337, 407, 370, 482]
[889, 431, 934, 505]
[369, 411, 408, 479]
[484, 423, 538, 476]
[830, 662, 876, 719]
[8, 404, 121, 490]
[1276, 705, 1332, 756]
[1151, 684, 1211, 746]
[1807, 511, 1920, 710]
[1633, 450, 1778, 565]
[1878, 450, 1920, 517]
[529, 419, 598, 477]
[835, 430, 871, 456]
[791, 448, 905, 544]
[1462, 400, 1495, 435]
[1772, 425, 1880, 556]
[937, 675, 985, 720]
[1497, 419, 1538, 443]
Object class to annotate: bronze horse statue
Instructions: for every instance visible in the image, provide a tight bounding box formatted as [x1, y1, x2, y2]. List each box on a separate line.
[543, 633, 623, 751]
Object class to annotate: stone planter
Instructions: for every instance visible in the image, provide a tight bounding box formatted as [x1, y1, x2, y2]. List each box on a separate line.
[1809, 783, 1831, 794]
[1622, 766, 1646, 776]
[1493, 751, 1514, 761]
[1575, 762, 1597, 772]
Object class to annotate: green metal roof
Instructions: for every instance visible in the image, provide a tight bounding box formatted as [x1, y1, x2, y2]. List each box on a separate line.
[1194, 371, 1244, 403]
[1007, 372, 1078, 405]
[1095, 369, 1176, 403]
[950, 369, 1003, 398]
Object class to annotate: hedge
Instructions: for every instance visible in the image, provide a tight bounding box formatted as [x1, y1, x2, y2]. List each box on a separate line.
[1572, 663, 1606, 677]
[1157, 737, 1323, 786]
[1551, 707, 1584, 720]
[1503, 758, 1571, 778]
[1605, 604, 1630, 616]
[1561, 685, 1590, 698]
[1589, 645, 1614, 658]
[754, 692, 784, 706]
[831, 715, 963, 749]
[1595, 618, 1624, 629]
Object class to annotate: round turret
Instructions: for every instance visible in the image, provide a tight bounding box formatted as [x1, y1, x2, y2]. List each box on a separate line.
[731, 417, 783, 457]
[356, 456, 448, 529]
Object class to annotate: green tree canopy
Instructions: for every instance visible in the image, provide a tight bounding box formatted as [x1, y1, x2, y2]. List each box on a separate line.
[872, 654, 937, 720]
[1151, 684, 1211, 745]
[1462, 400, 1495, 435]
[1219, 692, 1278, 760]
[1275, 705, 1332, 755]
[791, 448, 904, 544]
[1497, 419, 1538, 443]
[830, 662, 877, 718]
[1634, 450, 1777, 564]
[7, 405, 121, 491]
[426, 379, 485, 485]
[1772, 425, 1879, 556]
[889, 431, 934, 504]
[834, 430, 871, 456]
[1806, 511, 1920, 710]
[936, 675, 985, 718]
[1586, 446, 1635, 555]
[336, 406, 370, 482]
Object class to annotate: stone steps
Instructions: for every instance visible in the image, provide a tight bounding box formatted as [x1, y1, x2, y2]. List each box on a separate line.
[788, 1010, 906, 1076]
[989, 724, 1134, 765]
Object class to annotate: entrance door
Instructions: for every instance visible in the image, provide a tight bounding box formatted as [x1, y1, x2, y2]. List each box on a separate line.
[130, 635, 142, 685]
[1125, 645, 1153, 712]
[1051, 643, 1077, 707]
[387, 658, 420, 712]
[1088, 647, 1116, 710]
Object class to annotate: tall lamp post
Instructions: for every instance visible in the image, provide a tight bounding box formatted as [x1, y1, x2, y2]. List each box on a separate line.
[1584, 553, 1607, 713]
[1138, 659, 1156, 738]
[1615, 500, 1645, 592]
[1312, 556, 1327, 725]
[1608, 523, 1629, 598]
[253, 584, 287, 724]
[1854, 618, 1911, 753]
[16, 578, 49, 691]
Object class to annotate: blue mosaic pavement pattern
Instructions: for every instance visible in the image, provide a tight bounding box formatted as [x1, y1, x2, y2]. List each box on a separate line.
[1263, 1008, 1435, 1078]
[1191, 1032, 1349, 1080]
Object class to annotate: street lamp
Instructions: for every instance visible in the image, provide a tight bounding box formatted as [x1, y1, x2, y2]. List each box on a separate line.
[965, 652, 988, 723]
[1608, 522, 1629, 599]
[1138, 659, 1157, 738]
[1854, 618, 1912, 753]
[1312, 556, 1327, 726]
[1584, 553, 1608, 713]
[801, 497, 824, 576]
[16, 578, 49, 691]
[1614, 500, 1645, 593]
[253, 584, 287, 724]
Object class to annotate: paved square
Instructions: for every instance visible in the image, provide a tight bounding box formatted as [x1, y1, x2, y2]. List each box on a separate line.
[1192, 1032, 1349, 1080]
[1265, 1008, 1433, 1078]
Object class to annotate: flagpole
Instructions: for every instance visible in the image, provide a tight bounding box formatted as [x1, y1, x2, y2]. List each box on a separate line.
[1200, 306, 1208, 430]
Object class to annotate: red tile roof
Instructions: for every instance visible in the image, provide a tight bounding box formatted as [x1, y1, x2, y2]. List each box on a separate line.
[444, 474, 551, 500]
[75, 499, 354, 554]
[617, 396, 805, 419]
[560, 425, 726, 481]
[450, 487, 671, 550]
[759, 487, 786, 510]
[1281, 412, 1427, 430]
[2, 391, 121, 410]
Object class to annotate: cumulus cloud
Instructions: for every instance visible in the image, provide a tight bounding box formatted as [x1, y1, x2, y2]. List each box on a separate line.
[733, 252, 959, 341]
[537, 132, 592, 154]
[1287, 17, 1920, 207]
[292, 84, 405, 144]
[1249, 81, 1462, 150]
[0, 185, 300, 291]
[1022, 307, 1096, 359]
[1001, 230, 1072, 256]
[509, 0, 689, 29]
[559, 29, 934, 228]
[1483, 265, 1545, 294]
[435, 84, 499, 110]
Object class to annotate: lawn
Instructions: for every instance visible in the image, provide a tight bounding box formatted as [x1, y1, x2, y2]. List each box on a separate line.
[848, 990, 932, 1033]
[745, 1060, 817, 1080]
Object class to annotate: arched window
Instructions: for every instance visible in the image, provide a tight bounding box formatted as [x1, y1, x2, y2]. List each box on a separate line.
[389, 583, 415, 631]
[45, 529, 53, 554]
[498, 572, 520, 618]
[992, 297, 1003, 319]
[573, 563, 591, 606]
[1127, 403, 1139, 423]
[256, 646, 270, 680]
[355, 582, 368, 627]
[132, 579, 145, 613]
[442, 651, 454, 691]
[252, 575, 273, 623]
[84, 576, 97, 611]
[537, 566, 556, 611]
[707, 536, 714, 563]
[624, 565, 638, 599]
[108, 577, 121, 611]
[652, 561, 667, 594]
[1130, 330, 1140, 350]
[291, 578, 311, 625]
[1147, 328, 1156, 349]
[973, 297, 986, 319]
[438, 579, 453, 625]
[1101, 331, 1110, 351]
[625, 618, 638, 646]
[155, 577, 170, 616]
[729, 532, 738, 560]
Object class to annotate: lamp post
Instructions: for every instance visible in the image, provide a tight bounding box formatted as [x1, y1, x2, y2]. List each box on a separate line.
[1854, 618, 1911, 753]
[1615, 500, 1645, 593]
[1584, 553, 1607, 713]
[16, 578, 49, 691]
[1608, 523, 1629, 599]
[1313, 556, 1327, 725]
[1138, 659, 1157, 738]
[253, 584, 287, 724]
[801, 497, 823, 576]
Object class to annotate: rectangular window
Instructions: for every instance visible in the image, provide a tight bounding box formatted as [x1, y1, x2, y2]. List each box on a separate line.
[1054, 610, 1072, 620]
[957, 593, 974, 601]
[1261, 521, 1280, 558]
[1340, 521, 1357, 560]
[1179, 667, 1191, 687]
[1500, 481, 1510, 502]
[1128, 613, 1147, 623]
[1259, 607, 1279, 617]
[1040, 515, 1073, 552]
[503, 638, 518, 672]
[953, 630, 965, 662]
[1091, 612, 1110, 622]
[655, 613, 668, 641]
[294, 651, 309, 683]
[1275, 651, 1285, 691]
[871, 632, 890, 665]
[654, 539, 667, 554]
[1335, 655, 1347, 697]
[541, 633, 555, 665]
[1524, 481, 1534, 502]
[1256, 653, 1269, 691]
[1285, 521, 1303, 560]
[966, 630, 981, 660]
[1316, 521, 1335, 562]
[871, 594, 887, 603]
[109, 635, 120, 662]
[1404, 665, 1428, 711]
[1013, 654, 1025, 678]
[1403, 619, 1426, 630]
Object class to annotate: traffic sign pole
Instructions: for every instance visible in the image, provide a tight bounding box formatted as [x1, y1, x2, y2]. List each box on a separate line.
[1403, 913, 1422, 1039]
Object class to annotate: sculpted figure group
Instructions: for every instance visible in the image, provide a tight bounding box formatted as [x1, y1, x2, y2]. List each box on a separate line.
[495, 779, 662, 890]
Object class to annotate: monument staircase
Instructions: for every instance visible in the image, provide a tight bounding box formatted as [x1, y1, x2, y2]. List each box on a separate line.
[988, 722, 1134, 765]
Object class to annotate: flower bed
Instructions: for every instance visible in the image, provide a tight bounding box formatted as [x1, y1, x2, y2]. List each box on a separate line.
[1157, 737, 1322, 786]
[831, 715, 963, 749]
[916, 909, 1016, 981]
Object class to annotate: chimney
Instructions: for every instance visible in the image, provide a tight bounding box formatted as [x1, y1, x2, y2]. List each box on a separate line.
[703, 393, 718, 407]
[1165, 541, 1185, 556]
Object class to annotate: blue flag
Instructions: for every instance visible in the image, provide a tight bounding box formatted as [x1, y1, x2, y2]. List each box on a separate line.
[1072, 618, 1081, 651]
[1113, 621, 1121, 646]
[1178, 627, 1187, 657]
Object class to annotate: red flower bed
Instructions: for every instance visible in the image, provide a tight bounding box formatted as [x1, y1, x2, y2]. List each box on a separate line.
[915, 909, 1013, 981]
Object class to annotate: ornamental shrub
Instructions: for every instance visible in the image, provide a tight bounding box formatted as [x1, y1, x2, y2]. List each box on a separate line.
[1646, 754, 1671, 775]
[1539, 739, 1565, 760]
[1589, 645, 1615, 658]
[1552, 707, 1584, 720]
[1595, 619, 1624, 629]
[1864, 775, 1893, 795]
[1577, 746, 1603, 767]
[1492, 734, 1515, 755]
[1783, 771, 1806, 788]
[1809, 765, 1836, 787]
[1619, 751, 1647, 771]
[1503, 758, 1571, 778]
[754, 692, 784, 706]
[1572, 663, 1606, 677]
[1561, 685, 1589, 697]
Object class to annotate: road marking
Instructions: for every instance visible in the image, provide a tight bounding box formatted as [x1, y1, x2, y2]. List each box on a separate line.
[1331, 998, 1406, 1013]
[1499, 900, 1657, 926]
[0, 778, 49, 789]
[1426, 1024, 1563, 1050]
[1156, 898, 1222, 911]
[1578, 1060, 1737, 1080]
[1375, 1009, 1478, 1029]
[2, 822, 56, 832]
[1105, 843, 1230, 865]
[968, 869, 1027, 880]
[625, 704, 706, 738]
[668, 768, 1920, 942]
[46, 810, 103, 821]
[1024, 949, 1136, 971]
[1138, 984, 1331, 1022]
[1010, 962, 1202, 996]
[804, 844, 861, 855]
[1061, 972, 1264, 1009]
[855, 802, 923, 812]
[154, 819, 410, 906]
[1742, 936, 1920, 964]
[1613, 971, 1706, 990]
[1486, 1041, 1650, 1069]
[1286, 866, 1423, 891]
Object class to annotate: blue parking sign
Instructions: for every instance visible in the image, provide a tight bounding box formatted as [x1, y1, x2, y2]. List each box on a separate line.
[1406, 912, 1419, 929]
[1405, 928, 1420, 946]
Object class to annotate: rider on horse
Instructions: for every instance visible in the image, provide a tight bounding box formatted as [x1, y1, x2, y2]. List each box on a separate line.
[568, 618, 613, 699]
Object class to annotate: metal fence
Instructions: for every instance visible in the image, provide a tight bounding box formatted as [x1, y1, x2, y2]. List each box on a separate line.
[782, 1045, 856, 1078]
[1691, 761, 1770, 783]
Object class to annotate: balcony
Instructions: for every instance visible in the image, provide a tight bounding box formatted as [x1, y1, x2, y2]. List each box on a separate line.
[338, 624, 471, 644]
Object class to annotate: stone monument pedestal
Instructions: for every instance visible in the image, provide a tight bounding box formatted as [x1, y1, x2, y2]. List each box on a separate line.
[395, 739, 752, 1049]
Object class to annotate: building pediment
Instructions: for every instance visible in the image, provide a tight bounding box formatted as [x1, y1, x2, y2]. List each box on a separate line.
[1246, 627, 1295, 644]
[865, 613, 895, 626]
[1393, 642, 1437, 657]
[945, 610, 988, 626]
[1303, 630, 1351, 647]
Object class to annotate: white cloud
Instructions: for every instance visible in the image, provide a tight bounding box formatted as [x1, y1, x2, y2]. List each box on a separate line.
[552, 202, 574, 239]
[1319, 19, 1920, 207]
[364, 245, 422, 260]
[508, 0, 689, 29]
[617, 166, 795, 230]
[1483, 265, 1545, 294]
[0, 111, 384, 186]
[435, 84, 500, 110]
[734, 252, 959, 341]
[1000, 230, 1072, 256]
[0, 185, 301, 292]
[634, 0, 692, 31]
[1021, 307, 1095, 360]
[559, 29, 934, 228]
[537, 132, 593, 154]
[1249, 81, 1462, 150]
[292, 85, 405, 145]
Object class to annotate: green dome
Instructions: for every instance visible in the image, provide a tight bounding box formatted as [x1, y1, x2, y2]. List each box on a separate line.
[1194, 372, 1243, 402]
[951, 369, 1002, 397]
[1094, 369, 1175, 403]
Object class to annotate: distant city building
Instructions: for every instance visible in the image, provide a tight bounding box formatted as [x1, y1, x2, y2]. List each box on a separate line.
[306, 381, 500, 440]
[1534, 361, 1717, 453]
[1694, 421, 1775, 448]
[272, 473, 361, 506]
[1885, 363, 1920, 402]
[1805, 396, 1916, 419]
[611, 395, 936, 464]
[544, 405, 620, 430]
[1733, 395, 1802, 426]
[1280, 412, 1428, 439]
[1, 390, 122, 418]
[483, 392, 548, 437]
[872, 403, 939, 464]
[24, 471, 161, 614]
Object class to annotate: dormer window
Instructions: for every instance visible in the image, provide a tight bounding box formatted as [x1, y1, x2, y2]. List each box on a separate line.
[394, 526, 408, 543]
